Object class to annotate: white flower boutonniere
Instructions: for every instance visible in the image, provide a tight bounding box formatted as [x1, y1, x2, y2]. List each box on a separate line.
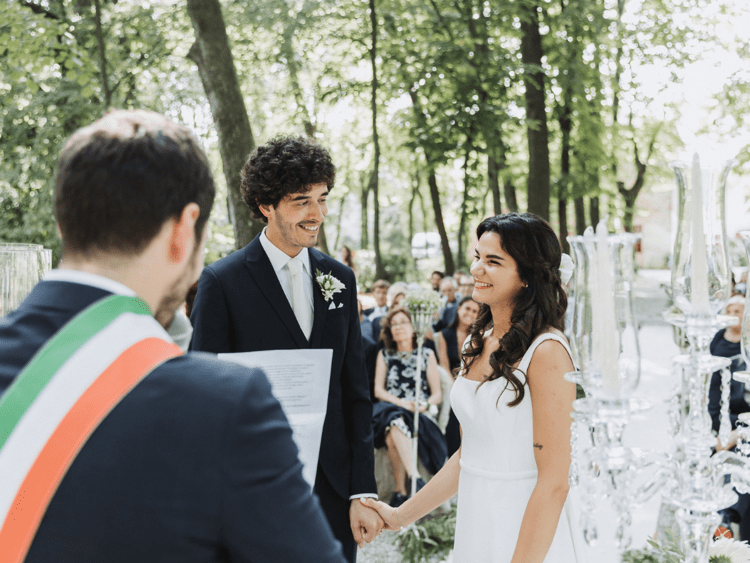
[316, 269, 346, 302]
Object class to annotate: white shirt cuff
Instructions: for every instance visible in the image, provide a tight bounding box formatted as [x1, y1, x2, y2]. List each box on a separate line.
[349, 493, 378, 500]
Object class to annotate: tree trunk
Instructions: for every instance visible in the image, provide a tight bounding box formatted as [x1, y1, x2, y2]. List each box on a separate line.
[520, 3, 550, 221]
[458, 150, 471, 269]
[589, 196, 600, 227]
[281, 26, 315, 137]
[186, 0, 260, 250]
[488, 154, 502, 215]
[408, 172, 420, 245]
[360, 177, 369, 249]
[408, 88, 454, 274]
[574, 197, 586, 235]
[427, 165, 455, 275]
[332, 196, 345, 251]
[368, 0, 385, 279]
[558, 99, 572, 253]
[92, 0, 110, 108]
[619, 132, 658, 233]
[498, 142, 518, 213]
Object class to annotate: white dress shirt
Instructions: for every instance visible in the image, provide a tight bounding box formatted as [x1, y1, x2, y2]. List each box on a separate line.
[44, 269, 136, 296]
[259, 230, 376, 501]
[367, 305, 387, 320]
[259, 229, 314, 318]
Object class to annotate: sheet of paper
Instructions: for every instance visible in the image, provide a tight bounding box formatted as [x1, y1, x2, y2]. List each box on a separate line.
[218, 349, 332, 488]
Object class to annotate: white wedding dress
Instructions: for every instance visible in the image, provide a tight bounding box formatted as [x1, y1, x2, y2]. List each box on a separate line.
[450, 332, 581, 563]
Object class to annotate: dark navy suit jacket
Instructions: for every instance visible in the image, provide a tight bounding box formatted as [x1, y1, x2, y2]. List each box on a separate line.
[189, 237, 377, 501]
[0, 280, 344, 563]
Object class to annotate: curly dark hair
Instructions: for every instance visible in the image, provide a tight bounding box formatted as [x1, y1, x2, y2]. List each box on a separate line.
[462, 213, 567, 407]
[379, 307, 418, 352]
[240, 135, 336, 222]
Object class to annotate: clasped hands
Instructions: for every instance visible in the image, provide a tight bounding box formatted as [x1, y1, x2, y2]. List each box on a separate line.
[349, 497, 404, 547]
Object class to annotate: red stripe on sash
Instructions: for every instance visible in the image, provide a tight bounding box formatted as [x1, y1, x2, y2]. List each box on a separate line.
[0, 337, 182, 563]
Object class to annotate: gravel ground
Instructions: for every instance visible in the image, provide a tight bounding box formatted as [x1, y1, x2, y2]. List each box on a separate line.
[357, 531, 453, 563]
[357, 533, 402, 563]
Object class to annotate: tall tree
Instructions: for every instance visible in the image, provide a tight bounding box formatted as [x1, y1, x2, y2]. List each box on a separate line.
[186, 0, 260, 249]
[409, 87, 455, 275]
[368, 0, 385, 278]
[520, 3, 551, 221]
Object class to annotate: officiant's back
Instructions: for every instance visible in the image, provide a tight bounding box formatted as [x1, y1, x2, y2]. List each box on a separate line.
[0, 109, 345, 563]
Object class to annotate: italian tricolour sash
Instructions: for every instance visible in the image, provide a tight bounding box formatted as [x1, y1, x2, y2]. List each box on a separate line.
[0, 294, 183, 563]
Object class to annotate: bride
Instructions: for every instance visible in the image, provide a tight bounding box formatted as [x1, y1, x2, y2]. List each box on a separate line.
[362, 212, 580, 562]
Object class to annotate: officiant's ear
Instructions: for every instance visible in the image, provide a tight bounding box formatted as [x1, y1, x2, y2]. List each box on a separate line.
[168, 203, 200, 263]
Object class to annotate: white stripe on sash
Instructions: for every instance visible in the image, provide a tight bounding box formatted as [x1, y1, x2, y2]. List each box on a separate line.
[0, 313, 171, 527]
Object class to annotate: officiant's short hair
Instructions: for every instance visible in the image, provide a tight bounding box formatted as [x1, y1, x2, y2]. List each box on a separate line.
[54, 109, 215, 258]
[240, 135, 336, 222]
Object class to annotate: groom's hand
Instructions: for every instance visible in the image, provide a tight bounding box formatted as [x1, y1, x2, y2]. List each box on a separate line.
[350, 499, 384, 548]
[359, 497, 400, 531]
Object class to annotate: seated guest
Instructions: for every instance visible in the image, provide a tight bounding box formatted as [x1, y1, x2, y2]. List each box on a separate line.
[0, 110, 345, 562]
[436, 296, 480, 456]
[363, 279, 390, 320]
[359, 298, 375, 342]
[372, 282, 407, 340]
[458, 275, 474, 299]
[433, 277, 460, 332]
[372, 308, 447, 508]
[430, 270, 444, 292]
[388, 282, 408, 308]
[709, 295, 750, 539]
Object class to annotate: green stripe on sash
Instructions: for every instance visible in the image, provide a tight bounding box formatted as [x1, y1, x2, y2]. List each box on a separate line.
[0, 295, 152, 450]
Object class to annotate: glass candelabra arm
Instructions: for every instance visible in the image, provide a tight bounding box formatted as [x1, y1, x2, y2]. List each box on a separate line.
[712, 448, 750, 495]
[719, 367, 732, 448]
[735, 413, 750, 458]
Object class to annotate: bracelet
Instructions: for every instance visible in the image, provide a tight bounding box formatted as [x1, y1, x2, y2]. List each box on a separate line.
[396, 507, 404, 530]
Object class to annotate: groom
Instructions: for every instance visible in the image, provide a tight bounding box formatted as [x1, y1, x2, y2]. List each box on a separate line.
[189, 136, 381, 562]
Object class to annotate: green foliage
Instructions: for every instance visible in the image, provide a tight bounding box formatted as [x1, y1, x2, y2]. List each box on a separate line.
[621, 533, 683, 563]
[397, 504, 456, 563]
[3, 0, 748, 274]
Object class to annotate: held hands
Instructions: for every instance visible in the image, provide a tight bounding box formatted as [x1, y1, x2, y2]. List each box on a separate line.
[359, 497, 402, 531]
[350, 499, 385, 548]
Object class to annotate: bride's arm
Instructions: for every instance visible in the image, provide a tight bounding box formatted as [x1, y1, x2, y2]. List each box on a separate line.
[510, 339, 576, 563]
[361, 446, 461, 529]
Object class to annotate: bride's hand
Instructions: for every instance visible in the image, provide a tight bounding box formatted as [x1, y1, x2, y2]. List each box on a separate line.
[359, 498, 401, 531]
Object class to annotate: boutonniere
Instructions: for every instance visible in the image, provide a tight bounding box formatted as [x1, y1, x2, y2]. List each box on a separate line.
[315, 269, 346, 302]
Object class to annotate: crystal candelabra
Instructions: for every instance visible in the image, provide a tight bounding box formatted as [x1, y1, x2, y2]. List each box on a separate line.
[403, 289, 442, 497]
[568, 155, 750, 562]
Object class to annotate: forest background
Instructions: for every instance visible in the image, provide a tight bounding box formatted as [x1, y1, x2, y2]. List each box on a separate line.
[2, 0, 749, 288]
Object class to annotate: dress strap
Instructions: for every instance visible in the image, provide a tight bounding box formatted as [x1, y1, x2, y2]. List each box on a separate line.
[516, 332, 575, 377]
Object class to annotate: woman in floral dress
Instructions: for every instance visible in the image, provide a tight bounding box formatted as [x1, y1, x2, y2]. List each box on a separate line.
[371, 307, 447, 507]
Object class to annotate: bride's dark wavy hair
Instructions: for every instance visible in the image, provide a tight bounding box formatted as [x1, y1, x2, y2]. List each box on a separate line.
[462, 213, 567, 407]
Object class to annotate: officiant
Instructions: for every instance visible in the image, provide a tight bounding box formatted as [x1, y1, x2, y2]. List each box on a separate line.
[189, 135, 381, 562]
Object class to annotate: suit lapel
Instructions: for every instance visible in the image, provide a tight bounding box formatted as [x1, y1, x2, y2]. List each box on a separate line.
[308, 250, 330, 349]
[243, 237, 309, 348]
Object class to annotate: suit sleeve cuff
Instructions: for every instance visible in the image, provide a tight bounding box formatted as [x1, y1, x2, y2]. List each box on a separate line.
[349, 493, 378, 500]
